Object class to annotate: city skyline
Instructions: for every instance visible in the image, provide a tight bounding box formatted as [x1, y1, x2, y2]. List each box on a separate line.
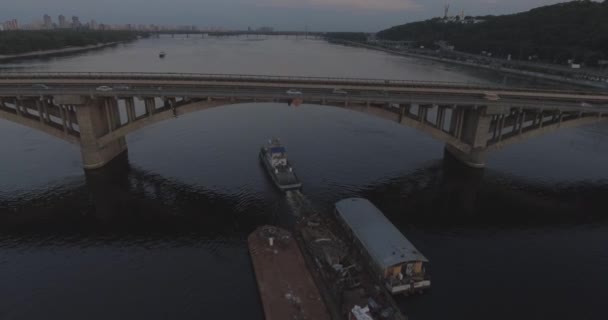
[1, 13, 236, 32]
[1, 0, 583, 31]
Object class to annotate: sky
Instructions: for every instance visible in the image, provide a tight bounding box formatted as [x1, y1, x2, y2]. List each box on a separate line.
[1, 0, 582, 31]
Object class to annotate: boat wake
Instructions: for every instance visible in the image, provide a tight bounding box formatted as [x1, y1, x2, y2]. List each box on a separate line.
[285, 190, 316, 218]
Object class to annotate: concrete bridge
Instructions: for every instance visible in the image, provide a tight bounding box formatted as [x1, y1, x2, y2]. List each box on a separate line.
[151, 30, 324, 39]
[1, 72, 607, 170]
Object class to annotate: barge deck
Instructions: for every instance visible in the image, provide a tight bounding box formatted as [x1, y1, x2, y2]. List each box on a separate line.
[248, 225, 331, 320]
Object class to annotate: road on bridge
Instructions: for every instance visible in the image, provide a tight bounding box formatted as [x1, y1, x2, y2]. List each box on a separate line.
[1, 72, 608, 113]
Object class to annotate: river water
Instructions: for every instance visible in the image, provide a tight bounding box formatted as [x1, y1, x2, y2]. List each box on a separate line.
[0, 37, 607, 320]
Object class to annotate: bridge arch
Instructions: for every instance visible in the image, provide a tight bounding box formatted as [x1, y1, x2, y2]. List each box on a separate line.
[96, 96, 606, 170]
[0, 98, 80, 145]
[1, 72, 607, 169]
[2, 94, 606, 170]
[95, 97, 473, 153]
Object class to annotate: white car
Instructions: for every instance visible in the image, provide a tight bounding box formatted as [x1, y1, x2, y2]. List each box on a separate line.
[32, 84, 50, 90]
[484, 92, 500, 101]
[96, 85, 113, 92]
[286, 89, 302, 95]
[332, 88, 348, 95]
[580, 102, 592, 108]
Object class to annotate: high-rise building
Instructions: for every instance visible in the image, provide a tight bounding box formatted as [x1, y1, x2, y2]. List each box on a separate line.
[71, 16, 81, 28]
[58, 15, 67, 28]
[43, 14, 52, 29]
[89, 20, 98, 30]
[2, 19, 19, 30]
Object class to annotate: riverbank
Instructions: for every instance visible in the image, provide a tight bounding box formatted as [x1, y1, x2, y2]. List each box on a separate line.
[0, 42, 127, 63]
[328, 39, 608, 90]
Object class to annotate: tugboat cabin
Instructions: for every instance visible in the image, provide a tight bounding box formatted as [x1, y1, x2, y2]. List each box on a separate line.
[269, 146, 287, 169]
[259, 138, 302, 191]
[335, 198, 431, 295]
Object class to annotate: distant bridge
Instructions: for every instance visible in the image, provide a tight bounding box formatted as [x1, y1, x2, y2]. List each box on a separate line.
[150, 30, 324, 38]
[0, 72, 606, 169]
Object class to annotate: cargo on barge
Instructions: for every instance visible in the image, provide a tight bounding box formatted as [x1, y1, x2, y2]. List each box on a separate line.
[335, 198, 431, 295]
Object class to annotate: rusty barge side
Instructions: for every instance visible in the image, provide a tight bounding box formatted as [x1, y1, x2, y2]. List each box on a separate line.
[248, 225, 331, 320]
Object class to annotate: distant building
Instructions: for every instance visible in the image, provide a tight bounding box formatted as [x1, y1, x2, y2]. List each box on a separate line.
[257, 26, 274, 32]
[436, 40, 455, 51]
[439, 7, 484, 24]
[463, 16, 485, 24]
[89, 20, 98, 30]
[58, 15, 67, 28]
[71, 16, 81, 28]
[43, 14, 52, 29]
[2, 19, 19, 30]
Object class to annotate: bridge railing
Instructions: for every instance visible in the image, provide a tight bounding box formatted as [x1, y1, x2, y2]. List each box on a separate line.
[0, 71, 499, 88]
[1, 72, 607, 97]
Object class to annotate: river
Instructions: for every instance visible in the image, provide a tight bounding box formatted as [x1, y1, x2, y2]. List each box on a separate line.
[0, 36, 607, 320]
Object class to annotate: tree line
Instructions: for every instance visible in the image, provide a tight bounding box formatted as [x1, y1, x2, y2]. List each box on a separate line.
[376, 0, 608, 66]
[0, 30, 144, 55]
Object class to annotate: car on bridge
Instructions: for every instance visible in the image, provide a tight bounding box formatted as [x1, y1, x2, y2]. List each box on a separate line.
[332, 88, 348, 95]
[31, 84, 49, 90]
[483, 92, 500, 101]
[96, 86, 113, 92]
[286, 89, 302, 95]
[113, 85, 130, 90]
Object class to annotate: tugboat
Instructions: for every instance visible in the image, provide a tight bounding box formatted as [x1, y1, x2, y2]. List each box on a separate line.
[159, 51, 166, 58]
[259, 138, 302, 191]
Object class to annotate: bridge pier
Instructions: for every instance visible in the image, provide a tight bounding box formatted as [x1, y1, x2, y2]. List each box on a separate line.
[444, 107, 493, 169]
[144, 98, 156, 117]
[83, 150, 130, 221]
[74, 98, 127, 170]
[125, 98, 136, 123]
[444, 144, 486, 169]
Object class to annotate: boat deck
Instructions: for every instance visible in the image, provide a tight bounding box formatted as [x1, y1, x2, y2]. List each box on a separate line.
[259, 150, 302, 191]
[248, 226, 330, 320]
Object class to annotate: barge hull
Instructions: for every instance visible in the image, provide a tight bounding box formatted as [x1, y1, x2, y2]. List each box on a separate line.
[248, 226, 330, 320]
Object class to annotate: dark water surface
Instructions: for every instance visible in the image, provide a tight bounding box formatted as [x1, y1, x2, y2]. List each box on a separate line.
[1, 37, 607, 320]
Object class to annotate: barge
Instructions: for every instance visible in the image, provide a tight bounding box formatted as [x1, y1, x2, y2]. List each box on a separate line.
[293, 195, 407, 320]
[335, 198, 431, 295]
[248, 226, 330, 320]
[259, 138, 302, 191]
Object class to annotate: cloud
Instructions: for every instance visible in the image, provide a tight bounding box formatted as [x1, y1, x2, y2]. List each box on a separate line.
[256, 0, 421, 11]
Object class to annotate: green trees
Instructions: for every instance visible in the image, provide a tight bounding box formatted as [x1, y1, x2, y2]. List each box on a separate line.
[324, 32, 368, 42]
[377, 0, 608, 66]
[0, 30, 141, 55]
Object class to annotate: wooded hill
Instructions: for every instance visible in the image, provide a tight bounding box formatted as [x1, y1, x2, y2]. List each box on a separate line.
[377, 0, 608, 66]
[0, 30, 142, 55]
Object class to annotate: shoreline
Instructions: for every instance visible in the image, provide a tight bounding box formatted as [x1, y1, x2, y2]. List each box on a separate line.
[327, 39, 608, 90]
[0, 41, 127, 63]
